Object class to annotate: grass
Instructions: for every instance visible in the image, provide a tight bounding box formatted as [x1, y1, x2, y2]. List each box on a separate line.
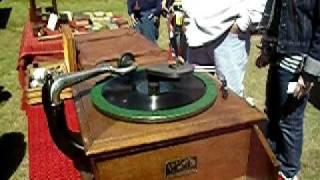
[0, 0, 319, 179]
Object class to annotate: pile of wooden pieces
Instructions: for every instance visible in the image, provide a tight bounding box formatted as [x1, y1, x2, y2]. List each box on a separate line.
[29, 0, 128, 40]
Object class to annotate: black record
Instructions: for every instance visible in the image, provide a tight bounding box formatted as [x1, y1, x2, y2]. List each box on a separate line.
[101, 71, 206, 111]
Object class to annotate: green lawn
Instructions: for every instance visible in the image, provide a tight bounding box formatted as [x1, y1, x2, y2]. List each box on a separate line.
[0, 0, 319, 179]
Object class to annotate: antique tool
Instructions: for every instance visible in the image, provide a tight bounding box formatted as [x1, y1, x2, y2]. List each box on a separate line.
[216, 69, 229, 99]
[165, 0, 187, 62]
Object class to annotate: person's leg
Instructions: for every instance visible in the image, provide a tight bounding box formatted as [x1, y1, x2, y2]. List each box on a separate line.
[134, 20, 143, 34]
[277, 69, 307, 178]
[180, 33, 188, 61]
[266, 65, 308, 178]
[265, 65, 282, 154]
[169, 36, 178, 58]
[214, 32, 250, 97]
[137, 12, 158, 43]
[187, 46, 212, 65]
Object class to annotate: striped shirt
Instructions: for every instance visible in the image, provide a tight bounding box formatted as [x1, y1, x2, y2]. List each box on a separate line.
[279, 55, 304, 74]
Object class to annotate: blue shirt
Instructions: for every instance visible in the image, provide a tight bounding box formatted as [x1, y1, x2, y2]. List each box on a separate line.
[127, 0, 162, 16]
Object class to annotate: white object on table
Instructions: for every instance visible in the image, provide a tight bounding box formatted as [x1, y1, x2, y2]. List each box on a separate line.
[32, 68, 48, 81]
[47, 13, 59, 31]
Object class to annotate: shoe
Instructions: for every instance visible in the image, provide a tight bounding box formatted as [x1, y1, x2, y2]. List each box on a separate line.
[244, 96, 255, 107]
[278, 171, 299, 180]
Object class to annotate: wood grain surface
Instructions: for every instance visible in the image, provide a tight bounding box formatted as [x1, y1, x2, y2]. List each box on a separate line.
[73, 76, 265, 156]
[72, 73, 278, 179]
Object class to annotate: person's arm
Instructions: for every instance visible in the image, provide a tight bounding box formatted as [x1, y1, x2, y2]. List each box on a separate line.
[166, 0, 174, 9]
[162, 0, 167, 9]
[152, 0, 163, 16]
[162, 0, 173, 13]
[235, 0, 268, 32]
[127, 0, 138, 27]
[127, 0, 135, 15]
[292, 2, 320, 99]
[304, 1, 320, 81]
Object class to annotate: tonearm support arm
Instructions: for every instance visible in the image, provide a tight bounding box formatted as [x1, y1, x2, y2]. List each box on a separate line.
[50, 64, 137, 106]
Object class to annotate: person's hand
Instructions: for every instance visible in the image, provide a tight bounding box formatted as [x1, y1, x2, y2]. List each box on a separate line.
[230, 23, 241, 34]
[255, 35, 277, 68]
[255, 50, 271, 68]
[162, 0, 168, 11]
[162, 1, 169, 17]
[293, 75, 314, 99]
[176, 56, 185, 64]
[163, 7, 169, 13]
[129, 14, 138, 27]
[255, 39, 270, 68]
[161, 7, 169, 17]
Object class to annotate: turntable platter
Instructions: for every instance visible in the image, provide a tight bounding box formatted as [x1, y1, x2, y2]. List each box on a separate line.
[91, 70, 218, 123]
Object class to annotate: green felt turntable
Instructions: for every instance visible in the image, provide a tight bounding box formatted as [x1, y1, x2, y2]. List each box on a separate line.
[91, 65, 218, 123]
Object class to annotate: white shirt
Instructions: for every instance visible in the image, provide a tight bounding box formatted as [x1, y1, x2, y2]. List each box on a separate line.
[182, 0, 267, 47]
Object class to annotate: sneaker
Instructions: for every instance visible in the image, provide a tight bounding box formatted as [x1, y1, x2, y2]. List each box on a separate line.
[278, 171, 299, 180]
[244, 96, 256, 107]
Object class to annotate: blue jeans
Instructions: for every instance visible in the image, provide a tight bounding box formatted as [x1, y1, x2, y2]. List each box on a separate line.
[266, 65, 308, 177]
[214, 32, 250, 97]
[187, 32, 250, 97]
[135, 11, 159, 43]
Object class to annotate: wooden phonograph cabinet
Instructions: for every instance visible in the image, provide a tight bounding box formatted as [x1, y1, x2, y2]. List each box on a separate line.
[73, 79, 279, 180]
[42, 29, 279, 180]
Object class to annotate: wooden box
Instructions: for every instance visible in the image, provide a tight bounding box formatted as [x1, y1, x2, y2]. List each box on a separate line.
[25, 60, 72, 105]
[73, 78, 279, 180]
[75, 28, 168, 69]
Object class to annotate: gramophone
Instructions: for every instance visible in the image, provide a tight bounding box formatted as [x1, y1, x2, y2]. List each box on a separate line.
[42, 53, 278, 179]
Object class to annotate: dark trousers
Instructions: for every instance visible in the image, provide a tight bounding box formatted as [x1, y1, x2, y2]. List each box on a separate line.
[266, 65, 308, 177]
[135, 10, 159, 43]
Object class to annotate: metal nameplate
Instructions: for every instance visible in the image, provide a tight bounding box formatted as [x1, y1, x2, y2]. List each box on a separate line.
[165, 156, 197, 178]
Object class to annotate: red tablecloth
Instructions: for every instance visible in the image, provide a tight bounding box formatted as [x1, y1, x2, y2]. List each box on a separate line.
[18, 20, 81, 180]
[18, 18, 167, 179]
[17, 21, 64, 88]
[22, 82, 81, 179]
[18, 21, 63, 62]
[26, 101, 81, 180]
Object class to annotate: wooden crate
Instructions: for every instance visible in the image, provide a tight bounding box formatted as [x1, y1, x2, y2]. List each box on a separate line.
[25, 60, 72, 105]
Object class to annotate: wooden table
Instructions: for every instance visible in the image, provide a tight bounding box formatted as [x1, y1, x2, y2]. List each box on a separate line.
[73, 76, 279, 180]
